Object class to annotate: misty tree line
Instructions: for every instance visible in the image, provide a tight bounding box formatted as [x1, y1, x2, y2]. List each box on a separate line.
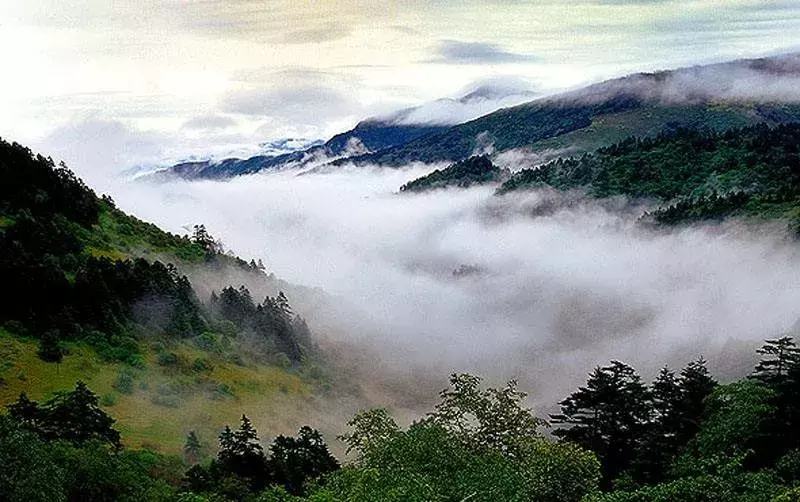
[5, 336, 800, 501]
[497, 123, 800, 230]
[0, 137, 312, 364]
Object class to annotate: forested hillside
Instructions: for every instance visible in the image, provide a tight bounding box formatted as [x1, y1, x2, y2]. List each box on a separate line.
[498, 123, 800, 228]
[344, 100, 800, 168]
[0, 138, 313, 365]
[0, 138, 336, 461]
[399, 155, 508, 192]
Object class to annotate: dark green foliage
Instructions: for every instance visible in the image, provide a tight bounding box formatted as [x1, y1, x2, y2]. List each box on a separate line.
[7, 381, 121, 448]
[551, 361, 652, 488]
[269, 426, 340, 495]
[51, 442, 181, 502]
[38, 329, 64, 363]
[399, 155, 507, 192]
[0, 415, 67, 502]
[746, 337, 800, 465]
[183, 416, 339, 499]
[498, 124, 800, 227]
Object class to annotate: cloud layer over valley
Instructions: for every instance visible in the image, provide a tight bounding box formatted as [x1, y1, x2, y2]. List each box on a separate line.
[110, 165, 800, 412]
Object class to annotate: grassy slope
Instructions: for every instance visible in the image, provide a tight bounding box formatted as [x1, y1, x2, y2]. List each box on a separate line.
[526, 104, 760, 156]
[0, 328, 312, 453]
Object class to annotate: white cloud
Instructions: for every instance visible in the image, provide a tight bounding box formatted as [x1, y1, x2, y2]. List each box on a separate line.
[112, 166, 800, 410]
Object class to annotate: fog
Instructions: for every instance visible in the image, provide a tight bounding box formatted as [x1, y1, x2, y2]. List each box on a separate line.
[558, 52, 800, 105]
[111, 164, 800, 413]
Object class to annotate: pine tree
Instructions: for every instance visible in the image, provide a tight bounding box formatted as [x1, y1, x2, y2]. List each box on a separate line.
[751, 337, 799, 388]
[6, 393, 42, 428]
[217, 415, 269, 490]
[234, 414, 264, 457]
[40, 381, 120, 447]
[551, 361, 652, 488]
[218, 425, 236, 462]
[269, 426, 340, 495]
[676, 357, 718, 444]
[632, 367, 682, 482]
[276, 291, 292, 317]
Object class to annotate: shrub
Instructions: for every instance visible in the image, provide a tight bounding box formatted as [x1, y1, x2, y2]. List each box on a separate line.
[113, 369, 135, 394]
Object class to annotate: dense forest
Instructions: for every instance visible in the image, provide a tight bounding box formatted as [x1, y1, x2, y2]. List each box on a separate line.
[0, 138, 313, 365]
[399, 155, 508, 192]
[498, 123, 800, 228]
[5, 336, 800, 500]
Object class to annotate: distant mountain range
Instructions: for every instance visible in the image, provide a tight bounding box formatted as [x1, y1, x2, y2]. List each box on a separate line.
[155, 53, 800, 181]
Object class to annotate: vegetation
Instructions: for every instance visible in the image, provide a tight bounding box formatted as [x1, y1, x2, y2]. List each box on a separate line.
[346, 97, 800, 167]
[0, 137, 312, 365]
[6, 336, 800, 500]
[399, 155, 508, 192]
[498, 123, 800, 227]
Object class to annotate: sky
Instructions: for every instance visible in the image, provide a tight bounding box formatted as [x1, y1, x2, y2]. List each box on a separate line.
[1, 0, 800, 175]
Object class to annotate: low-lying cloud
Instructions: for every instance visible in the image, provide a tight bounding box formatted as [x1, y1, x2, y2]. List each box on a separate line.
[111, 164, 800, 413]
[379, 76, 538, 126]
[563, 52, 800, 105]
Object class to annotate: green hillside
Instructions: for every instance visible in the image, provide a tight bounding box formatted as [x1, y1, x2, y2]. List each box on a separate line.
[0, 137, 335, 455]
[399, 155, 508, 192]
[498, 123, 800, 229]
[351, 99, 800, 167]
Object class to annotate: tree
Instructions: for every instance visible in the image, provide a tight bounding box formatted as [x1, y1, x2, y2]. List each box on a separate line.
[339, 408, 399, 458]
[551, 361, 652, 488]
[268, 426, 340, 495]
[631, 367, 683, 483]
[684, 380, 776, 462]
[184, 430, 203, 465]
[38, 329, 64, 363]
[217, 415, 269, 491]
[675, 357, 718, 445]
[0, 416, 66, 502]
[191, 224, 223, 255]
[427, 373, 546, 456]
[751, 337, 799, 387]
[6, 392, 42, 428]
[41, 381, 121, 448]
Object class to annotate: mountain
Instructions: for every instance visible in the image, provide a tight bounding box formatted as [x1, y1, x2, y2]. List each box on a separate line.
[156, 79, 537, 180]
[342, 53, 800, 167]
[153, 53, 800, 181]
[399, 155, 509, 192]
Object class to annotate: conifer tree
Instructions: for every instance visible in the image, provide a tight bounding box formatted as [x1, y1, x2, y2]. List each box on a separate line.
[751, 337, 799, 388]
[6, 392, 42, 428]
[552, 361, 652, 488]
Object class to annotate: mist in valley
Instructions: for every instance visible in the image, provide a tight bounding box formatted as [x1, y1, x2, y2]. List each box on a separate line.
[104, 161, 800, 420]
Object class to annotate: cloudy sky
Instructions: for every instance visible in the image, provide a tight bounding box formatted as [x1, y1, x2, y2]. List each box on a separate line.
[1, 0, 799, 174]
